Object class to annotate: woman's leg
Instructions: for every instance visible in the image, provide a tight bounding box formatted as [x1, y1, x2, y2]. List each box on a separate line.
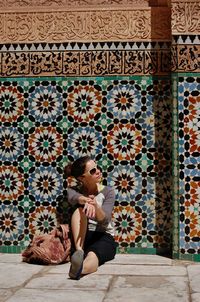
[69, 208, 88, 279]
[81, 232, 117, 276]
[71, 207, 87, 250]
[82, 251, 99, 275]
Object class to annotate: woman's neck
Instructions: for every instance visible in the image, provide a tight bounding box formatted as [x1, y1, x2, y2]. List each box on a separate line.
[83, 184, 98, 196]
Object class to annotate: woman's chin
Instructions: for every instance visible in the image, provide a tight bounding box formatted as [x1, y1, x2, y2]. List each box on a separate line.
[96, 175, 102, 182]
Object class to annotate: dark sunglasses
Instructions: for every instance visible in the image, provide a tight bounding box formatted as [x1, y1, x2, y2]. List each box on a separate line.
[84, 165, 101, 176]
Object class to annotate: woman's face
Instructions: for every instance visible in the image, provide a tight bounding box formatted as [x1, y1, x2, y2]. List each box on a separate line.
[80, 160, 102, 185]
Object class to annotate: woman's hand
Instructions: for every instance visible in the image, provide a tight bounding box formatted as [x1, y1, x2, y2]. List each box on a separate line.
[78, 195, 94, 205]
[82, 203, 96, 219]
[78, 195, 100, 219]
[88, 195, 106, 222]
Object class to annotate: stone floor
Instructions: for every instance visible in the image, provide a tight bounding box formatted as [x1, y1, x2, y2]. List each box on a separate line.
[0, 253, 200, 302]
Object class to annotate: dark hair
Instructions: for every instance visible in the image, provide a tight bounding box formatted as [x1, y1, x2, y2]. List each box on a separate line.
[64, 156, 91, 179]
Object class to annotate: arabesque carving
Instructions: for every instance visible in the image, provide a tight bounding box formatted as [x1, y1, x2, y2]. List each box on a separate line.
[0, 8, 170, 43]
[172, 1, 200, 34]
[0, 0, 157, 8]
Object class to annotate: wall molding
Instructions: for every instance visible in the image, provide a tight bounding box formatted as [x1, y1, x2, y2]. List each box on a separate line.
[0, 48, 171, 77]
[0, 0, 169, 9]
[0, 7, 171, 43]
[1, 1, 199, 42]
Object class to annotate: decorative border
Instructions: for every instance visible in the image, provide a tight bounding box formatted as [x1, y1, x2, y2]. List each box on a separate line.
[0, 8, 171, 43]
[0, 0, 168, 9]
[0, 49, 171, 77]
[0, 245, 157, 255]
[1, 1, 200, 42]
[171, 45, 200, 73]
[172, 35, 200, 45]
[172, 73, 180, 259]
[172, 35, 200, 72]
[171, 1, 200, 35]
[0, 45, 199, 76]
[0, 41, 171, 52]
[0, 0, 149, 7]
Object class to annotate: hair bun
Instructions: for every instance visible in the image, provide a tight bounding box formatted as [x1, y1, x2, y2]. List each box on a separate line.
[64, 163, 73, 178]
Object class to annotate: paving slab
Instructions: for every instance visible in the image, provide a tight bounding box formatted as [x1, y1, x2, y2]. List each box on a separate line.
[96, 264, 187, 276]
[47, 262, 70, 274]
[112, 275, 188, 290]
[0, 262, 44, 288]
[0, 254, 22, 263]
[191, 293, 200, 302]
[0, 289, 13, 302]
[110, 254, 172, 265]
[187, 265, 200, 293]
[5, 289, 105, 302]
[25, 274, 112, 290]
[103, 286, 189, 302]
[104, 274, 189, 302]
[0, 253, 200, 302]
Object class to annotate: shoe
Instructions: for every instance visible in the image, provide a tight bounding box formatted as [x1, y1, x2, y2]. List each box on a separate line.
[69, 250, 84, 280]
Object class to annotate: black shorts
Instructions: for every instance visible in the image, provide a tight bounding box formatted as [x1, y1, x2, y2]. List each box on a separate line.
[84, 231, 117, 266]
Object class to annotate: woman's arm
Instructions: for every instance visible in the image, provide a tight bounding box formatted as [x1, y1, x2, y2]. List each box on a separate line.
[94, 201, 106, 222]
[92, 186, 115, 223]
[67, 188, 94, 206]
[67, 187, 96, 218]
[101, 187, 115, 221]
[67, 188, 82, 206]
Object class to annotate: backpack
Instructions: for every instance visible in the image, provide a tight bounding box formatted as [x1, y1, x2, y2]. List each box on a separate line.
[22, 224, 71, 265]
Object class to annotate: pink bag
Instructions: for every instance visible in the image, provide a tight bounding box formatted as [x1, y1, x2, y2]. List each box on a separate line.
[22, 224, 71, 265]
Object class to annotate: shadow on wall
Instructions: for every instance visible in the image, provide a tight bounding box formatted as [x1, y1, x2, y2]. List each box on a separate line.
[151, 0, 173, 258]
[152, 76, 173, 258]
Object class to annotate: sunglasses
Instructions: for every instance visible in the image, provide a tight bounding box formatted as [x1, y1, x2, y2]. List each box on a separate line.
[84, 165, 101, 176]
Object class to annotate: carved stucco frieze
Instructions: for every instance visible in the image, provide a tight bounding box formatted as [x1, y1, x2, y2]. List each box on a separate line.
[0, 0, 166, 9]
[172, 1, 200, 34]
[0, 8, 170, 43]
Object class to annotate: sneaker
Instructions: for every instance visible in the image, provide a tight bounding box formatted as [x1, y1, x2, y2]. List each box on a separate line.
[69, 250, 84, 280]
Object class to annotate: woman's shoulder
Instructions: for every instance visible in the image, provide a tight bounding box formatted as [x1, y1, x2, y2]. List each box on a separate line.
[68, 184, 83, 194]
[99, 184, 115, 194]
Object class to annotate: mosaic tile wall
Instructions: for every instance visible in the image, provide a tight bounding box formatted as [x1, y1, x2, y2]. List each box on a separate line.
[0, 76, 173, 254]
[173, 74, 200, 261]
[171, 33, 200, 261]
[178, 75, 200, 256]
[0, 0, 200, 261]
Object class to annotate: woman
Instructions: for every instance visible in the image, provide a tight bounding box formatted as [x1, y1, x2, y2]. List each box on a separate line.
[65, 155, 117, 280]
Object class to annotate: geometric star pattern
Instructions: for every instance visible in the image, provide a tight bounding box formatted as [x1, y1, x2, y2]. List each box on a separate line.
[0, 77, 173, 254]
[176, 76, 200, 256]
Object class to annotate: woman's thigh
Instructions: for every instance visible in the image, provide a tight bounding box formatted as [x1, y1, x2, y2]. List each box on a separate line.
[84, 231, 117, 265]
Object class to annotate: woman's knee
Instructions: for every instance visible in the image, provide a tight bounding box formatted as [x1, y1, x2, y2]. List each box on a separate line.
[71, 207, 87, 224]
[82, 251, 99, 274]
